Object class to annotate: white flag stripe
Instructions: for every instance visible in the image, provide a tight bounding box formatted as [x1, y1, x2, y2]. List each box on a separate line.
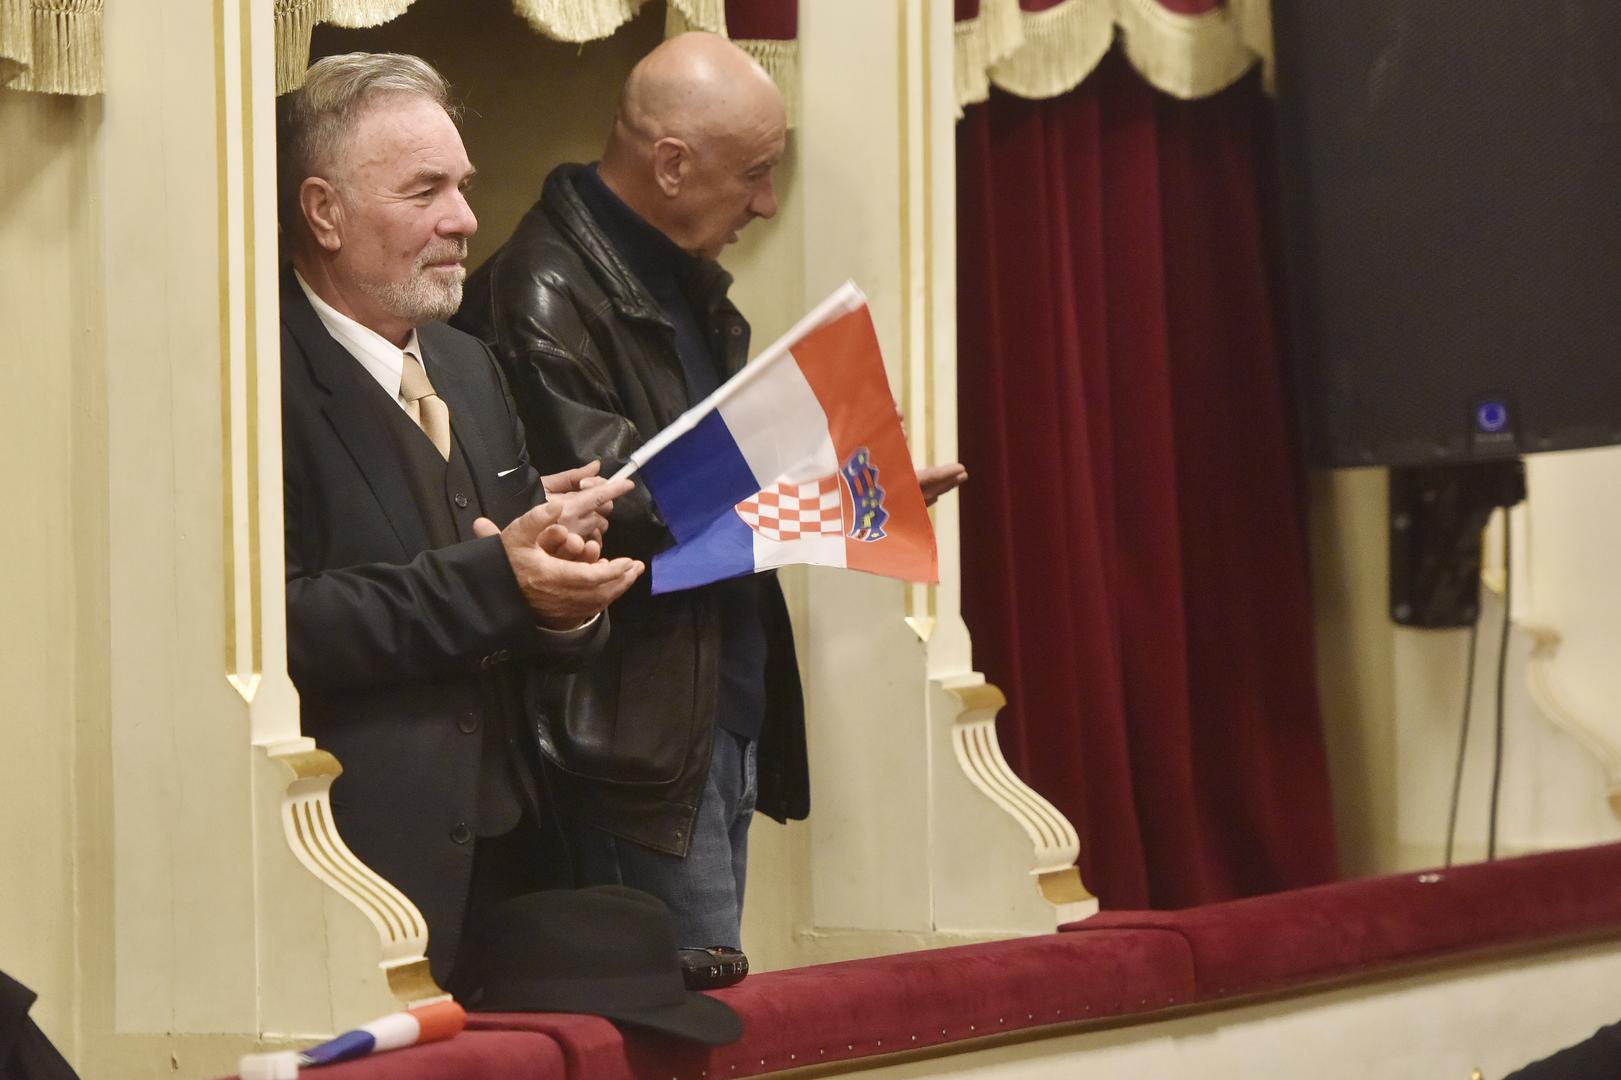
[716, 346, 839, 486]
[360, 1011, 421, 1051]
[754, 529, 847, 572]
[615, 281, 866, 482]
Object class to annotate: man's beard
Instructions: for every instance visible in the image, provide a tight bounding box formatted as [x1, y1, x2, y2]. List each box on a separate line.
[362, 240, 468, 325]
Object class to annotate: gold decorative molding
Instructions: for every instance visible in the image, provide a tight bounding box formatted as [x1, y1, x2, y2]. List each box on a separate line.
[266, 740, 442, 1000]
[276, 747, 344, 782]
[897, 0, 940, 643]
[218, 0, 264, 703]
[1038, 866, 1097, 912]
[941, 681, 1095, 921]
[385, 958, 450, 1006]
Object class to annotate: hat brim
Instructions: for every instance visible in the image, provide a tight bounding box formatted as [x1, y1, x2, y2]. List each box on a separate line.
[597, 991, 743, 1046]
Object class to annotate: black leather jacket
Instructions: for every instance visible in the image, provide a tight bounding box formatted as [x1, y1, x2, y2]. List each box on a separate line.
[454, 163, 808, 856]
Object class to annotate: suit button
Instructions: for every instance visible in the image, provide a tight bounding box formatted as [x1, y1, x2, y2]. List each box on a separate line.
[450, 823, 472, 845]
[730, 326, 743, 336]
[458, 711, 480, 734]
[453, 492, 469, 508]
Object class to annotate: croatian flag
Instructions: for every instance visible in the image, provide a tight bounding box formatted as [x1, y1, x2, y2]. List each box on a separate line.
[615, 282, 938, 595]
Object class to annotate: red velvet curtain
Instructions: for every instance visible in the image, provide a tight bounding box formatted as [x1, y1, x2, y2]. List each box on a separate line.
[957, 51, 1339, 910]
[724, 0, 795, 39]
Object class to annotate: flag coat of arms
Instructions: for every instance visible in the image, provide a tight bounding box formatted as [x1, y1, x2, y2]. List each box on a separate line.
[617, 282, 939, 594]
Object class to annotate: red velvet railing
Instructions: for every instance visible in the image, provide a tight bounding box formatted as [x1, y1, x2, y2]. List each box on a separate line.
[224, 843, 1621, 1080]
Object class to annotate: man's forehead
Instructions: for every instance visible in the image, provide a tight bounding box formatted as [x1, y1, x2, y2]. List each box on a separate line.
[728, 112, 786, 164]
[345, 96, 472, 176]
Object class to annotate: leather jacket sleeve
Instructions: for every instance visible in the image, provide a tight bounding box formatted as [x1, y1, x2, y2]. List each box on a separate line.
[487, 269, 676, 565]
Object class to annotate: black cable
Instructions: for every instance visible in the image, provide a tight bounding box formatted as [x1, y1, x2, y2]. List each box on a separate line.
[1443, 607, 1481, 868]
[1486, 519, 1512, 861]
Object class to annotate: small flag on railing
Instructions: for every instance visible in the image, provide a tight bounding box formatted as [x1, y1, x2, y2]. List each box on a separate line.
[237, 1000, 465, 1078]
[612, 282, 938, 594]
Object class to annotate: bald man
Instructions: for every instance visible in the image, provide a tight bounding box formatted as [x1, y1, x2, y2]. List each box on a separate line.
[457, 33, 965, 953]
[453, 33, 805, 953]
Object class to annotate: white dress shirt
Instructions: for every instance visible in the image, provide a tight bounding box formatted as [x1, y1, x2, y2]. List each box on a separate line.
[295, 270, 427, 410]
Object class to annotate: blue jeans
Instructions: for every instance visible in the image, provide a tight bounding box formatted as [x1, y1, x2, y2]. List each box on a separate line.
[567, 730, 757, 948]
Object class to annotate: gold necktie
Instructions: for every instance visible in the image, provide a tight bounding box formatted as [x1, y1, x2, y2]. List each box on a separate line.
[399, 349, 451, 460]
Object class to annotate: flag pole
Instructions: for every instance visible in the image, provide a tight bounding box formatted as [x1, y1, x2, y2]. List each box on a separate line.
[609, 281, 866, 483]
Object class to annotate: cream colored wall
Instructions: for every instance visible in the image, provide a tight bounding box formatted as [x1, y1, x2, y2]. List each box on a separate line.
[1, 0, 419, 1072]
[1312, 452, 1621, 878]
[0, 86, 105, 1065]
[1310, 469, 1399, 876]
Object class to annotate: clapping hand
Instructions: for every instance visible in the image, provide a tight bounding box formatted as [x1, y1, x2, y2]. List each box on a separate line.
[474, 492, 644, 630]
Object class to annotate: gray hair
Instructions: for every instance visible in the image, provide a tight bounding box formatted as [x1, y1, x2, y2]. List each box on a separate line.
[278, 52, 456, 232]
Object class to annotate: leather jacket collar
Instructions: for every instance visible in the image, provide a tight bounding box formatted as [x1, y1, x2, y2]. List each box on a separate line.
[542, 163, 738, 333]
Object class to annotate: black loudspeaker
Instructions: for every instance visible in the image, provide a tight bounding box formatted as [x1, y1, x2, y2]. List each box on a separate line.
[1272, 3, 1621, 468]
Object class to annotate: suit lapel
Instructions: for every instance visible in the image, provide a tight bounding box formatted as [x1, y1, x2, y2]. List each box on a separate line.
[281, 271, 431, 556]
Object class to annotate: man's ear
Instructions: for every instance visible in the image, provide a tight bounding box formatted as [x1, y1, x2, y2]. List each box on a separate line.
[299, 177, 344, 252]
[651, 137, 690, 198]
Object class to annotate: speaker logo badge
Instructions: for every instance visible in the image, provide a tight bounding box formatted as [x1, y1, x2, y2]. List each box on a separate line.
[1470, 397, 1517, 453]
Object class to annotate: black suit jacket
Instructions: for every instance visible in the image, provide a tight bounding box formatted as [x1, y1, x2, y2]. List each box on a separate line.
[0, 971, 78, 1080]
[279, 268, 602, 981]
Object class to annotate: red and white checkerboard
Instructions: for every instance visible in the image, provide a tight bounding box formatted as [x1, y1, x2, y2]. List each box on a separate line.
[735, 475, 844, 542]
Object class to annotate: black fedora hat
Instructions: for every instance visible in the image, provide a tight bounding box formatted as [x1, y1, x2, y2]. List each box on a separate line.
[459, 886, 743, 1046]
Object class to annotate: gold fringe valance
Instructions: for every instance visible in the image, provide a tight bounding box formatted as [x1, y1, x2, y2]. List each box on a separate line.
[666, 0, 726, 36]
[274, 0, 322, 97]
[734, 34, 796, 129]
[955, 0, 1272, 111]
[988, 0, 1115, 103]
[664, 4, 797, 127]
[277, 0, 655, 91]
[324, 0, 418, 27]
[1, 0, 103, 95]
[275, 0, 432, 92]
[1115, 0, 1257, 99]
[275, 0, 798, 127]
[510, 0, 651, 45]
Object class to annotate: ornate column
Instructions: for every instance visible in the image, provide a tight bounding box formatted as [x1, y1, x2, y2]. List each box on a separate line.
[83, 0, 429, 1070]
[794, 0, 1091, 947]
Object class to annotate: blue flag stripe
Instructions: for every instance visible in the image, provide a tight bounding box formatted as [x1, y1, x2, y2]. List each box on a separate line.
[651, 507, 757, 593]
[638, 410, 760, 543]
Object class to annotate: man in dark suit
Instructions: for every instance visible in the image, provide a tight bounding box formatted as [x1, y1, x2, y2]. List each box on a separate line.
[277, 51, 642, 989]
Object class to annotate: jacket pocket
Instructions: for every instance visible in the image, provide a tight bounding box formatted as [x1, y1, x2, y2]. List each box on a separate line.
[532, 606, 703, 786]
